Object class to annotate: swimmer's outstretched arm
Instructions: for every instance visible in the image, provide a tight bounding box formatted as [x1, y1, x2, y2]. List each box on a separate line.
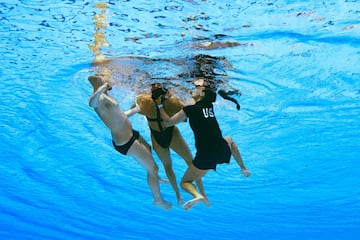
[124, 103, 140, 117]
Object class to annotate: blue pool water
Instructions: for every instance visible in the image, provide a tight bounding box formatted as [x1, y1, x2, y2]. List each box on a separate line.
[1, 1, 359, 239]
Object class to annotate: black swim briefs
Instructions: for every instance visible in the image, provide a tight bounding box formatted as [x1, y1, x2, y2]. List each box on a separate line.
[112, 130, 140, 155]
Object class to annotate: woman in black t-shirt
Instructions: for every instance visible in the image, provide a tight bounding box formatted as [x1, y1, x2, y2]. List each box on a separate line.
[156, 78, 251, 210]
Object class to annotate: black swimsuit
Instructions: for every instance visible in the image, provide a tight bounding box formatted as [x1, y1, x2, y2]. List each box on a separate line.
[112, 130, 140, 155]
[150, 126, 175, 148]
[147, 102, 175, 148]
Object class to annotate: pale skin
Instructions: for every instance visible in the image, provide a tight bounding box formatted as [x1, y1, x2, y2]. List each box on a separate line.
[129, 88, 208, 205]
[156, 84, 251, 210]
[88, 75, 171, 210]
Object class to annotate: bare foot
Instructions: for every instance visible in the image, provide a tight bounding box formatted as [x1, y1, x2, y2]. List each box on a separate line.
[203, 197, 211, 207]
[183, 196, 204, 210]
[242, 169, 251, 177]
[153, 199, 172, 210]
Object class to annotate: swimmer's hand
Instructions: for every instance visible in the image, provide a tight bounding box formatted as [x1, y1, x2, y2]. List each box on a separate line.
[154, 95, 162, 105]
[107, 82, 115, 91]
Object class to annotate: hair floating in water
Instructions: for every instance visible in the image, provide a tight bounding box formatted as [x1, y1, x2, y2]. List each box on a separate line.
[218, 89, 241, 110]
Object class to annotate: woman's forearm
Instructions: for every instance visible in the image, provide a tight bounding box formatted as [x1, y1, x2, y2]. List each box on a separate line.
[159, 107, 186, 126]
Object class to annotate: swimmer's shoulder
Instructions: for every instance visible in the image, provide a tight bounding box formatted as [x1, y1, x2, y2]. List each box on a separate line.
[136, 93, 156, 116]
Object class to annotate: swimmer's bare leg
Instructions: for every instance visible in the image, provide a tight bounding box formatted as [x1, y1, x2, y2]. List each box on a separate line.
[127, 142, 172, 210]
[195, 179, 210, 207]
[154, 135, 183, 205]
[138, 135, 152, 152]
[150, 173, 172, 210]
[224, 136, 251, 177]
[180, 164, 209, 210]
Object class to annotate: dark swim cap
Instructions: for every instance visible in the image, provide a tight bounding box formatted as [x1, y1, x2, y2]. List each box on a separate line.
[151, 87, 167, 100]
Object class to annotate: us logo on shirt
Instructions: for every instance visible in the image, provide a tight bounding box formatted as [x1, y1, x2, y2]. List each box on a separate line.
[202, 108, 214, 118]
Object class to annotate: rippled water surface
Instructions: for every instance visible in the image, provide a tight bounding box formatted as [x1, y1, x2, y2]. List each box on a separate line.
[1, 1, 359, 239]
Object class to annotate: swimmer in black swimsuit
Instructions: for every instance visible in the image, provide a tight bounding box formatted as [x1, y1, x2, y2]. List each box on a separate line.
[145, 88, 175, 148]
[88, 75, 171, 210]
[155, 78, 251, 210]
[129, 83, 207, 205]
[149, 126, 175, 148]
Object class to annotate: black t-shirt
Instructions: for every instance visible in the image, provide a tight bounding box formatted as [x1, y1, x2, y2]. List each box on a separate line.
[183, 100, 224, 153]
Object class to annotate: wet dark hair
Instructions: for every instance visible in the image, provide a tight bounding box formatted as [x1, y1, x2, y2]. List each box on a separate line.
[193, 78, 241, 109]
[202, 88, 217, 103]
[151, 87, 167, 100]
[218, 89, 241, 110]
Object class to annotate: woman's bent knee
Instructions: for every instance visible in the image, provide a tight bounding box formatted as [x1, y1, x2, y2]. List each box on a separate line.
[180, 180, 188, 190]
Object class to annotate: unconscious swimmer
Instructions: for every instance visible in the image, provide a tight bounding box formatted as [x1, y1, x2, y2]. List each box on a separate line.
[87, 74, 172, 210]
